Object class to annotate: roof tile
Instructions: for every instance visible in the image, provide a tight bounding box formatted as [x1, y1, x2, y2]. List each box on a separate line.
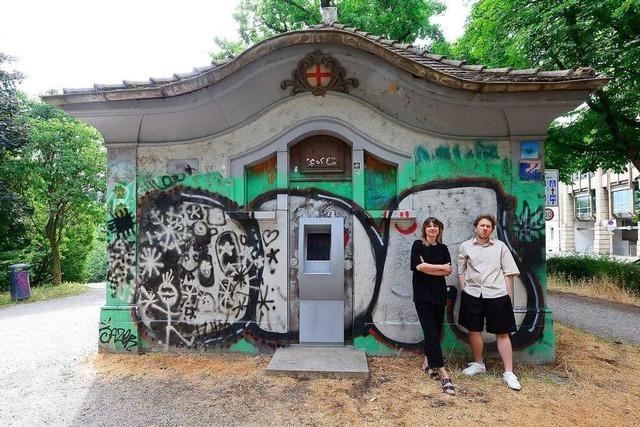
[94, 83, 126, 91]
[424, 53, 444, 61]
[537, 70, 574, 78]
[574, 67, 596, 77]
[62, 87, 96, 94]
[123, 80, 150, 87]
[483, 67, 512, 74]
[150, 77, 177, 84]
[441, 59, 466, 67]
[174, 71, 198, 80]
[461, 64, 486, 71]
[509, 68, 540, 75]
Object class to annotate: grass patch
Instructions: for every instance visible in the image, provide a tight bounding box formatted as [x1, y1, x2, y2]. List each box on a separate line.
[548, 274, 640, 307]
[0, 282, 89, 308]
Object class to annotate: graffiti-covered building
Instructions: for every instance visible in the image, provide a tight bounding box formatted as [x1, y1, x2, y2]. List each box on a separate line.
[44, 17, 607, 361]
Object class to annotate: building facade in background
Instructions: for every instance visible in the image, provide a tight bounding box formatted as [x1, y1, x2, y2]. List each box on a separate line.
[550, 164, 639, 258]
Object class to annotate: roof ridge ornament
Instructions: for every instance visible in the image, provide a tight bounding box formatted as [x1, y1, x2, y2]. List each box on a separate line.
[280, 49, 359, 96]
[320, 4, 337, 24]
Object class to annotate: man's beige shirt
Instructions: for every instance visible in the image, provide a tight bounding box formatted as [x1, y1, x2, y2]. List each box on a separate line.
[458, 237, 520, 298]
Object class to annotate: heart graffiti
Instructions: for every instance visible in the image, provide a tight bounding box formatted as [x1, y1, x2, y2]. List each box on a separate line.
[262, 229, 279, 246]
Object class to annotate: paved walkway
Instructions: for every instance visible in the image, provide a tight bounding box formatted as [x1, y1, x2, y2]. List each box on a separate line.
[548, 291, 640, 345]
[0, 283, 103, 426]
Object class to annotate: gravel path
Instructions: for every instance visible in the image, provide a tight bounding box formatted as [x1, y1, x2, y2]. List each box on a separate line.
[548, 291, 640, 345]
[0, 284, 103, 426]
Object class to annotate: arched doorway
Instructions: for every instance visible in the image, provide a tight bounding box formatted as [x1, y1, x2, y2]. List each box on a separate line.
[288, 135, 353, 345]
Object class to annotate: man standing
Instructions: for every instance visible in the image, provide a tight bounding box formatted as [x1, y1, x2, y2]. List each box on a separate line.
[457, 214, 522, 390]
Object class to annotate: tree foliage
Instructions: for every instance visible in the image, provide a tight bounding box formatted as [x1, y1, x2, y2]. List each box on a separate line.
[213, 0, 446, 59]
[1, 101, 106, 286]
[0, 53, 29, 252]
[0, 53, 26, 156]
[443, 0, 640, 181]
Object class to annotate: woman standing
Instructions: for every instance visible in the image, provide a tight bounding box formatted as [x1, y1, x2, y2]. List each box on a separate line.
[410, 217, 456, 395]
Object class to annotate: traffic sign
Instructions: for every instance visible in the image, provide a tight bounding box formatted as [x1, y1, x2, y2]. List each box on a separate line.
[545, 169, 559, 207]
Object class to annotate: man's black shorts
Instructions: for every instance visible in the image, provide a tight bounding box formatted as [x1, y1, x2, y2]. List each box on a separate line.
[458, 291, 516, 334]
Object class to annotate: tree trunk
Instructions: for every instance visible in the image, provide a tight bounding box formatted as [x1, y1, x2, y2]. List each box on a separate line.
[49, 236, 62, 286]
[45, 214, 62, 286]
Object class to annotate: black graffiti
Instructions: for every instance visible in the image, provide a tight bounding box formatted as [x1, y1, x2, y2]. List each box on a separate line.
[136, 187, 264, 349]
[512, 200, 545, 265]
[266, 247, 279, 264]
[107, 208, 135, 239]
[133, 181, 545, 354]
[513, 200, 544, 243]
[99, 318, 138, 351]
[107, 239, 135, 298]
[265, 247, 280, 274]
[141, 167, 195, 193]
[257, 286, 276, 321]
[262, 229, 279, 246]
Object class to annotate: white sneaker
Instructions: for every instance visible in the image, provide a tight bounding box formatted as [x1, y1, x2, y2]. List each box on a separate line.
[503, 372, 522, 390]
[462, 362, 486, 376]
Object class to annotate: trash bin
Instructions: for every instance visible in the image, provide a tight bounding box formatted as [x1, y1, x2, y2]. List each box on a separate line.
[9, 264, 31, 301]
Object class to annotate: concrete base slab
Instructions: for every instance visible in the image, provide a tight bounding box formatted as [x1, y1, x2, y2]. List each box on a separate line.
[266, 346, 369, 379]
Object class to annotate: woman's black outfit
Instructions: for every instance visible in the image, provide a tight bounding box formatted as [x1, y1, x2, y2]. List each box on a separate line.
[410, 240, 451, 368]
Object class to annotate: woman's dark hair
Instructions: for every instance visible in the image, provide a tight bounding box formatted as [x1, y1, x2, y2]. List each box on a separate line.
[421, 217, 444, 244]
[473, 214, 496, 229]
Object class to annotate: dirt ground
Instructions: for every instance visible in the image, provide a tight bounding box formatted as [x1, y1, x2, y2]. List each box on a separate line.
[83, 324, 640, 426]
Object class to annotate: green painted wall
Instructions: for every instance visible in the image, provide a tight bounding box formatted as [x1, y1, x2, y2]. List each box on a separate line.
[104, 137, 553, 361]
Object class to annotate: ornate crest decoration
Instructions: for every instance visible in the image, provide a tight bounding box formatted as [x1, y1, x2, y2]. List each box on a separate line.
[280, 50, 359, 96]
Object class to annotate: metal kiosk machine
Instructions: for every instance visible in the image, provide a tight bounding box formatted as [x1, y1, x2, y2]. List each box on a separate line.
[298, 217, 344, 344]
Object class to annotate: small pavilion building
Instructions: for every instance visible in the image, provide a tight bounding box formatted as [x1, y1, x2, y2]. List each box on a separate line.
[44, 15, 607, 361]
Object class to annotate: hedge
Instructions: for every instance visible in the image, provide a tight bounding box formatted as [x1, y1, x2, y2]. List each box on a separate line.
[547, 255, 640, 294]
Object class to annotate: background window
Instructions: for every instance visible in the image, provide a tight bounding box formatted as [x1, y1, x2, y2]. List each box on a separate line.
[575, 195, 593, 220]
[612, 189, 633, 216]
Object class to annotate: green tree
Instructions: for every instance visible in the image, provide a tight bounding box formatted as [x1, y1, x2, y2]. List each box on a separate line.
[443, 0, 640, 181]
[0, 54, 29, 251]
[213, 0, 446, 59]
[2, 101, 106, 285]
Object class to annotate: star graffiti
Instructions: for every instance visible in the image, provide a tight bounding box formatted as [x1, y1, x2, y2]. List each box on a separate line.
[266, 247, 279, 264]
[217, 279, 237, 308]
[232, 297, 248, 318]
[218, 241, 235, 257]
[139, 246, 164, 278]
[256, 286, 275, 321]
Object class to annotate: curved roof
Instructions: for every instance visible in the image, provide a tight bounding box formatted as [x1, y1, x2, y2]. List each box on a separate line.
[44, 22, 608, 105]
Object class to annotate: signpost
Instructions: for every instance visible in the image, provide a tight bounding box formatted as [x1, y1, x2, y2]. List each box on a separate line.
[545, 169, 559, 207]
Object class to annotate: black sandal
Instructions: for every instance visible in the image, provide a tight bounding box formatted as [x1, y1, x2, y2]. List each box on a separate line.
[424, 366, 440, 380]
[441, 378, 456, 396]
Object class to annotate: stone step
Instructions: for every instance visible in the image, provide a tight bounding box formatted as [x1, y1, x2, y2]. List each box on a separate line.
[266, 345, 369, 379]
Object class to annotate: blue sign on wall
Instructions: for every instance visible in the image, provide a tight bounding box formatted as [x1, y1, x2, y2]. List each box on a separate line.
[519, 160, 542, 180]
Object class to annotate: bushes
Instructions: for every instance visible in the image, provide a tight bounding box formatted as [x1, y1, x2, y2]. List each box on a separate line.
[85, 240, 107, 283]
[547, 255, 640, 294]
